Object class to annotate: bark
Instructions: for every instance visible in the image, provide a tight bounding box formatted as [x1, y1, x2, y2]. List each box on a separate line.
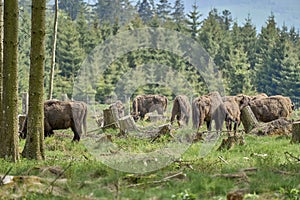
[118, 116, 137, 135]
[291, 121, 300, 144]
[0, 0, 19, 162]
[22, 0, 46, 160]
[103, 107, 119, 129]
[240, 106, 259, 133]
[0, 0, 3, 140]
[48, 0, 58, 100]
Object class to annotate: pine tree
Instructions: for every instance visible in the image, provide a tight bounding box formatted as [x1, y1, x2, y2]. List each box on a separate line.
[18, 7, 31, 94]
[0, 0, 19, 161]
[156, 0, 172, 22]
[240, 15, 257, 69]
[255, 14, 280, 94]
[22, 0, 46, 160]
[136, 0, 154, 23]
[55, 12, 85, 98]
[185, 2, 202, 39]
[171, 0, 184, 23]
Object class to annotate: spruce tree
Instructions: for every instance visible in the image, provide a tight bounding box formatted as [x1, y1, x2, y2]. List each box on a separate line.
[255, 14, 280, 95]
[185, 2, 202, 39]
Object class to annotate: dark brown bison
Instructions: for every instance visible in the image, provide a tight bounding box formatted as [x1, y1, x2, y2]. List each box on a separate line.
[222, 95, 250, 135]
[170, 95, 191, 127]
[249, 95, 294, 122]
[131, 94, 168, 121]
[192, 91, 228, 132]
[109, 100, 125, 118]
[20, 100, 87, 142]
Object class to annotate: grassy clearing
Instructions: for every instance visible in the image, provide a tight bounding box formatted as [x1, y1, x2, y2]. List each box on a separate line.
[1, 122, 300, 199]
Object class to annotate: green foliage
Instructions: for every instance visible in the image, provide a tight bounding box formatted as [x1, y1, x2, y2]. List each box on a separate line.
[17, 1, 300, 103]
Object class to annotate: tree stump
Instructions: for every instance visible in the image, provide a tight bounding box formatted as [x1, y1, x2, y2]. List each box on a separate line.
[118, 115, 137, 135]
[103, 107, 119, 129]
[151, 124, 173, 142]
[241, 106, 259, 133]
[217, 135, 245, 151]
[291, 121, 300, 144]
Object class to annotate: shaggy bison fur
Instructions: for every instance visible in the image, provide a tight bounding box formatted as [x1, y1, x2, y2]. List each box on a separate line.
[131, 94, 168, 121]
[249, 95, 294, 122]
[170, 95, 191, 127]
[192, 91, 228, 131]
[20, 100, 87, 142]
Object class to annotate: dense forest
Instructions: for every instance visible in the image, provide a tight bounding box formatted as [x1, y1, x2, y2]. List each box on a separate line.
[18, 0, 300, 107]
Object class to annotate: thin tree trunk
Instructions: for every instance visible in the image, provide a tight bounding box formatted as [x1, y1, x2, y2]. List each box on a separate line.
[48, 0, 58, 100]
[0, 0, 3, 141]
[0, 0, 19, 162]
[22, 0, 46, 160]
[291, 121, 300, 144]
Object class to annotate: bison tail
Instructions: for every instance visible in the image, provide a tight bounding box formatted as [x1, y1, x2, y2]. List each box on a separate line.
[164, 97, 168, 111]
[83, 106, 87, 135]
[192, 100, 200, 129]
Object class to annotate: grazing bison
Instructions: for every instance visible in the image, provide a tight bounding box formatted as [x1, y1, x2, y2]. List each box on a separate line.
[20, 100, 87, 142]
[109, 100, 125, 118]
[222, 95, 250, 135]
[170, 95, 191, 127]
[249, 95, 294, 122]
[192, 91, 228, 132]
[131, 94, 168, 121]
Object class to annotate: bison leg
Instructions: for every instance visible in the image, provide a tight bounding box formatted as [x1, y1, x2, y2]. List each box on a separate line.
[206, 120, 212, 131]
[71, 126, 81, 142]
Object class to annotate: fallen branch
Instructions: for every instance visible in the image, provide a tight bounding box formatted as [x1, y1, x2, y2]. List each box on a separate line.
[284, 151, 300, 162]
[127, 172, 185, 188]
[213, 172, 248, 180]
[44, 162, 72, 193]
[218, 156, 229, 164]
[0, 167, 13, 186]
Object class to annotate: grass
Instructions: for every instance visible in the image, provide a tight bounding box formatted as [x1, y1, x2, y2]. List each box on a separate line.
[1, 115, 300, 199]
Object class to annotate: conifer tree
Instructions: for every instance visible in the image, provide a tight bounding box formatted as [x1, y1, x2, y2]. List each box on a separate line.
[156, 0, 172, 22]
[255, 14, 280, 94]
[185, 2, 201, 39]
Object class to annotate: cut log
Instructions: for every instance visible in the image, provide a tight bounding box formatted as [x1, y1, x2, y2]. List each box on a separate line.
[249, 118, 292, 136]
[146, 114, 167, 122]
[291, 121, 300, 144]
[103, 107, 119, 129]
[217, 135, 245, 151]
[240, 106, 259, 133]
[118, 115, 137, 135]
[151, 124, 173, 142]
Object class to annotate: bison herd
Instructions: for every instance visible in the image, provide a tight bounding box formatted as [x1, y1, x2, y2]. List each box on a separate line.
[131, 92, 295, 136]
[19, 92, 295, 142]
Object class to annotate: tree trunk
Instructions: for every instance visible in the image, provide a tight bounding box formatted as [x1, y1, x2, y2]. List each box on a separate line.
[0, 0, 3, 143]
[22, 92, 28, 114]
[241, 106, 259, 133]
[0, 0, 19, 162]
[48, 0, 58, 100]
[103, 107, 119, 129]
[22, 0, 46, 160]
[118, 116, 137, 135]
[291, 121, 300, 144]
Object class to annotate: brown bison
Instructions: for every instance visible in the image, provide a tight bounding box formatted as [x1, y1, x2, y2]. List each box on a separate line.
[170, 95, 191, 127]
[131, 94, 168, 121]
[222, 94, 250, 135]
[20, 100, 87, 142]
[192, 91, 228, 132]
[249, 95, 294, 122]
